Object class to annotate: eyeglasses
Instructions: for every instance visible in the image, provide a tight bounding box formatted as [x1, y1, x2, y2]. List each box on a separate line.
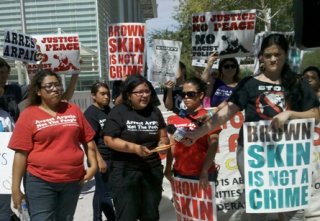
[223, 64, 237, 69]
[41, 82, 61, 92]
[180, 91, 199, 98]
[131, 89, 151, 97]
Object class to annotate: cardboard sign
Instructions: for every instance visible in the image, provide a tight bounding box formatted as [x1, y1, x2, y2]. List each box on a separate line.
[108, 23, 145, 80]
[0, 132, 14, 194]
[192, 10, 256, 60]
[3, 30, 37, 63]
[243, 119, 314, 213]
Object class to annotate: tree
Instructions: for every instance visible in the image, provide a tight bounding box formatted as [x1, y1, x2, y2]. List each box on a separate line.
[149, 0, 294, 76]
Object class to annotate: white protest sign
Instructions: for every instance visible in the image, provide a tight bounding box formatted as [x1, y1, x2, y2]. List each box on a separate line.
[150, 39, 182, 83]
[108, 23, 145, 80]
[0, 132, 14, 194]
[3, 30, 37, 63]
[28, 34, 81, 75]
[244, 119, 314, 213]
[192, 9, 256, 60]
[171, 177, 217, 221]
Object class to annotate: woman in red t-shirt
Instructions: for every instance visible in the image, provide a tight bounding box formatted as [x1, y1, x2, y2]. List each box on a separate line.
[165, 77, 221, 189]
[8, 70, 97, 221]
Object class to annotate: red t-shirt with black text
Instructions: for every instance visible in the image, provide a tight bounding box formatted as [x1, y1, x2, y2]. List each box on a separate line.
[167, 109, 221, 176]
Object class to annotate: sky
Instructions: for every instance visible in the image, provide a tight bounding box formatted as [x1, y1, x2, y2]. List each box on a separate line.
[146, 0, 180, 33]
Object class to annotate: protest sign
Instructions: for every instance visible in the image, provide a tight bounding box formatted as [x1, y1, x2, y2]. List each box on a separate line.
[192, 9, 256, 60]
[3, 30, 37, 63]
[0, 132, 14, 194]
[108, 23, 145, 80]
[150, 39, 182, 83]
[244, 119, 314, 213]
[172, 177, 217, 221]
[28, 34, 80, 75]
[305, 123, 320, 220]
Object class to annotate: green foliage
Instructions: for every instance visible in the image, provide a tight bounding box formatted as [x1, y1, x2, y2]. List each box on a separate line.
[300, 50, 320, 73]
[149, 0, 294, 76]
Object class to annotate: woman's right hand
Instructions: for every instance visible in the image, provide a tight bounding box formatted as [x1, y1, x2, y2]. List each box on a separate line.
[164, 80, 175, 90]
[135, 145, 152, 157]
[12, 189, 24, 209]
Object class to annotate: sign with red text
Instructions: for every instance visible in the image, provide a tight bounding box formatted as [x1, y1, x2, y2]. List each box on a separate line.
[172, 177, 217, 221]
[3, 30, 37, 63]
[192, 10, 256, 60]
[150, 39, 182, 83]
[305, 123, 320, 220]
[0, 133, 14, 194]
[108, 23, 145, 80]
[244, 119, 314, 213]
[28, 34, 80, 75]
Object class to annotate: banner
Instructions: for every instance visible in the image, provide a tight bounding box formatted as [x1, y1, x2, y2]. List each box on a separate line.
[305, 123, 320, 220]
[108, 23, 145, 80]
[3, 30, 37, 63]
[0, 132, 14, 194]
[192, 10, 256, 60]
[150, 39, 182, 83]
[172, 177, 217, 221]
[244, 119, 314, 213]
[28, 33, 81, 75]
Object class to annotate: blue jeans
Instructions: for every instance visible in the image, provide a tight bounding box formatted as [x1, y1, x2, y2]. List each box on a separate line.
[25, 172, 82, 221]
[0, 194, 12, 221]
[93, 161, 115, 221]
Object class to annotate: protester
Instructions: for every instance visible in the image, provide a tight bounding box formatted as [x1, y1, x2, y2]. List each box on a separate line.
[84, 82, 115, 221]
[0, 57, 22, 121]
[163, 61, 187, 111]
[182, 33, 320, 221]
[164, 77, 220, 189]
[0, 57, 21, 221]
[200, 53, 241, 108]
[8, 70, 98, 221]
[104, 75, 169, 221]
[302, 66, 320, 99]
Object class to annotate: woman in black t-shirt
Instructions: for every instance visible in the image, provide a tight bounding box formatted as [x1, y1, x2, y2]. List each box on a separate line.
[182, 34, 320, 221]
[104, 75, 169, 221]
[84, 82, 115, 221]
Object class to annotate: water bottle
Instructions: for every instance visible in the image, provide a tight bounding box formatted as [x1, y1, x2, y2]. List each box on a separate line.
[20, 200, 30, 221]
[173, 127, 186, 142]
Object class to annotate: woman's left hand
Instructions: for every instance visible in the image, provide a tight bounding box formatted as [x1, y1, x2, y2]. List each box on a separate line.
[270, 111, 292, 131]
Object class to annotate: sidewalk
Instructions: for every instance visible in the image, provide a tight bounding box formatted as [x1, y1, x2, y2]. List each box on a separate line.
[74, 176, 176, 221]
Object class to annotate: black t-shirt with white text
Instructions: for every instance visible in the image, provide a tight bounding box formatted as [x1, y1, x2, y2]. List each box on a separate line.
[103, 103, 166, 169]
[228, 77, 319, 146]
[84, 105, 111, 160]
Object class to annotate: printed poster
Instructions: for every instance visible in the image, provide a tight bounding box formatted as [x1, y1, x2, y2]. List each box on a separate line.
[150, 39, 182, 83]
[192, 9, 256, 60]
[0, 133, 14, 194]
[3, 30, 37, 63]
[28, 33, 81, 75]
[243, 119, 314, 213]
[108, 23, 145, 80]
[172, 177, 217, 221]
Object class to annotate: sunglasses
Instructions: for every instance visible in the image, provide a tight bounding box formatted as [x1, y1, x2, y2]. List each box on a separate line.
[223, 64, 237, 69]
[180, 91, 199, 98]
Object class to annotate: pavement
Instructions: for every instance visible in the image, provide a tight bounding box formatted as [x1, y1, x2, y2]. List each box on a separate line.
[74, 172, 176, 221]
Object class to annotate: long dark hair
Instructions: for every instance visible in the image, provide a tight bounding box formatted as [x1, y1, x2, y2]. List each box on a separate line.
[28, 70, 62, 106]
[184, 77, 207, 101]
[218, 57, 240, 82]
[259, 33, 302, 110]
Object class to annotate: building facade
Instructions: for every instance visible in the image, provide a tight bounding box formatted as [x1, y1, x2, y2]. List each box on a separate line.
[0, 0, 157, 90]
